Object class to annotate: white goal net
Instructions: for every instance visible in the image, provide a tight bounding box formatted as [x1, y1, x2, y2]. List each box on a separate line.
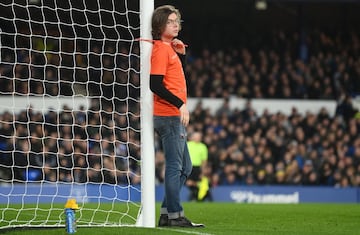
[0, 0, 154, 229]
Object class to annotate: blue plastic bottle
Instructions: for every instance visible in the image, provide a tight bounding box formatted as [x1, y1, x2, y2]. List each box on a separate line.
[65, 208, 76, 234]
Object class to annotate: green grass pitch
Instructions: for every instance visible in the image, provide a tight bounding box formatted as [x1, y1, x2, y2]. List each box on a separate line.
[0, 202, 359, 235]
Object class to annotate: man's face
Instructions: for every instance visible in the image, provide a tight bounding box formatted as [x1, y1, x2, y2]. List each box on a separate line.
[162, 13, 180, 39]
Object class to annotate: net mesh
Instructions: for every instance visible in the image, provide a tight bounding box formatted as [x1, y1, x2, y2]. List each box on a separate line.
[0, 0, 142, 228]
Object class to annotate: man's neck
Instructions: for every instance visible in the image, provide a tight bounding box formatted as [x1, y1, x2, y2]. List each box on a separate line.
[161, 36, 173, 44]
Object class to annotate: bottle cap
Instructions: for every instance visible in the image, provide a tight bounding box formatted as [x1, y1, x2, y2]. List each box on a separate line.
[64, 198, 80, 210]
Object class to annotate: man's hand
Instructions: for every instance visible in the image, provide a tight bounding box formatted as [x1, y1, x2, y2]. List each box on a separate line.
[179, 103, 189, 126]
[171, 39, 186, 55]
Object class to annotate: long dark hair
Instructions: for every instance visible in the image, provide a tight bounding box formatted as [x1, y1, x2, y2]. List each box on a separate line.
[151, 5, 182, 40]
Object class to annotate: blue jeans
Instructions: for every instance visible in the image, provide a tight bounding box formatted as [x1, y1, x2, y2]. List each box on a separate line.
[154, 116, 192, 219]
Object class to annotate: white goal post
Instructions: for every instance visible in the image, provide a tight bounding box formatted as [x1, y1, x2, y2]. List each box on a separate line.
[0, 0, 155, 229]
[139, 0, 155, 228]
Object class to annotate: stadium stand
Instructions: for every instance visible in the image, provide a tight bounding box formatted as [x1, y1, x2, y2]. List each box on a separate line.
[0, 1, 359, 190]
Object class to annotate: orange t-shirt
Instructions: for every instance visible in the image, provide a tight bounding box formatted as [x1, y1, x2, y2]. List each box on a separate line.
[150, 41, 187, 116]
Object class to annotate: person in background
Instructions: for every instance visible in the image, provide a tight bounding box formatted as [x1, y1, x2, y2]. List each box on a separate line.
[149, 5, 204, 228]
[186, 131, 211, 201]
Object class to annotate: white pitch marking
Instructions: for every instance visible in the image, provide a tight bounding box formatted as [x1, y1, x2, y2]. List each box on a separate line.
[158, 227, 215, 235]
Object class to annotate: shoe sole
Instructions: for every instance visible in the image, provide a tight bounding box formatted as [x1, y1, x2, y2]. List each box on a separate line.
[168, 223, 205, 228]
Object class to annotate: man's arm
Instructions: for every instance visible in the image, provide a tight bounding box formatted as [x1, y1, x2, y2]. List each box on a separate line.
[178, 54, 186, 71]
[149, 74, 184, 108]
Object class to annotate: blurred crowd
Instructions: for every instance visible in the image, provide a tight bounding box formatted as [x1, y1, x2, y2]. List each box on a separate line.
[0, 29, 360, 188]
[185, 30, 360, 99]
[161, 99, 360, 188]
[0, 101, 142, 185]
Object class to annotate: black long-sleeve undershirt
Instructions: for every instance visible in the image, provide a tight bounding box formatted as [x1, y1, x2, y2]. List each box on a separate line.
[178, 54, 186, 67]
[149, 74, 184, 109]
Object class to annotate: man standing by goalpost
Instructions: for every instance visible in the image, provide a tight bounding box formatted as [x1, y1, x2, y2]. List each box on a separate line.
[149, 5, 204, 228]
